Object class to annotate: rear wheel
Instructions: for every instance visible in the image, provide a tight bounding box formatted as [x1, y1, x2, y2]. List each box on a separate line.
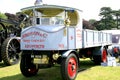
[20, 51, 38, 77]
[102, 48, 107, 62]
[93, 47, 107, 64]
[61, 53, 78, 80]
[1, 38, 20, 66]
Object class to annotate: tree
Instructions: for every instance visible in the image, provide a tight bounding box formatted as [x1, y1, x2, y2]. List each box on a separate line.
[89, 19, 96, 24]
[89, 19, 97, 30]
[98, 7, 116, 30]
[83, 19, 95, 30]
[112, 10, 120, 29]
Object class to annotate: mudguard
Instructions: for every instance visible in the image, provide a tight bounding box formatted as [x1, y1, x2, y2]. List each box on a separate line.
[93, 46, 105, 56]
[62, 50, 76, 58]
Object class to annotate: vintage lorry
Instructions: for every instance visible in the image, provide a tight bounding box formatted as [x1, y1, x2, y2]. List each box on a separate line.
[20, 4, 112, 80]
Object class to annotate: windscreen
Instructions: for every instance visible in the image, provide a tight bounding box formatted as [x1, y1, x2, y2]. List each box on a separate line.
[24, 8, 65, 26]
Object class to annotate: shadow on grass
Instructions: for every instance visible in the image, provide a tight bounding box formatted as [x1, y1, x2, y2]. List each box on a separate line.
[78, 59, 96, 73]
[0, 62, 6, 68]
[0, 65, 62, 80]
[0, 59, 96, 80]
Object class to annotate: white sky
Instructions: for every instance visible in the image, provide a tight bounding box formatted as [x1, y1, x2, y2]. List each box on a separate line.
[0, 0, 119, 20]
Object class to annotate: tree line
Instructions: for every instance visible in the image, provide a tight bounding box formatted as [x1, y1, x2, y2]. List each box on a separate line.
[90, 7, 120, 30]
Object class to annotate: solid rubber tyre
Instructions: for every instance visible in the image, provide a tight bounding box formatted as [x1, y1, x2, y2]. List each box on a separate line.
[61, 53, 78, 80]
[20, 52, 38, 77]
[93, 47, 107, 64]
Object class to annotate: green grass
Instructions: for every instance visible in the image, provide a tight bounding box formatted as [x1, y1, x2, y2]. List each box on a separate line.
[76, 59, 120, 80]
[0, 59, 120, 80]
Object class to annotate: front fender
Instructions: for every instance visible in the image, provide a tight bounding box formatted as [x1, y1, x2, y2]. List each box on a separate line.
[61, 50, 80, 67]
[61, 50, 76, 58]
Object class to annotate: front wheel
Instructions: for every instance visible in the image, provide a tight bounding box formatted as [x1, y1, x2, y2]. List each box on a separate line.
[61, 53, 78, 80]
[20, 52, 38, 77]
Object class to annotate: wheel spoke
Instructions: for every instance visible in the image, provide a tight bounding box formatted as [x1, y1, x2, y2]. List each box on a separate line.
[8, 43, 15, 52]
[8, 40, 20, 62]
[11, 41, 20, 51]
[9, 41, 16, 51]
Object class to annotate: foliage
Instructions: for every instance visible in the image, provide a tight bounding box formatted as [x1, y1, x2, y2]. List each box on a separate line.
[83, 19, 95, 30]
[98, 7, 115, 30]
[89, 19, 96, 24]
[89, 19, 97, 30]
[0, 12, 7, 19]
[112, 9, 120, 28]
[92, 7, 120, 30]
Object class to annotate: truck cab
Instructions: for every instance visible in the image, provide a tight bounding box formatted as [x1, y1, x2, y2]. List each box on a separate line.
[21, 5, 83, 51]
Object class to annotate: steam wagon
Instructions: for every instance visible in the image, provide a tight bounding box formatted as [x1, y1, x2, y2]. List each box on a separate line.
[20, 4, 112, 80]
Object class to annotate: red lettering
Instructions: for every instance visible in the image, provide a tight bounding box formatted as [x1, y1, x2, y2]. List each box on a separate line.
[23, 40, 30, 43]
[22, 31, 48, 38]
[31, 39, 45, 42]
[25, 44, 44, 48]
[76, 29, 82, 41]
[59, 44, 64, 48]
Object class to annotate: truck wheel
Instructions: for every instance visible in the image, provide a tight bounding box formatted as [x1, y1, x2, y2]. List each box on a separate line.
[61, 53, 78, 80]
[93, 47, 107, 64]
[20, 53, 38, 77]
[102, 48, 107, 62]
[1, 38, 20, 66]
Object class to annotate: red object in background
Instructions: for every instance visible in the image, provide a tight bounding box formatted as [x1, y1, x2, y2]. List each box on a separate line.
[113, 47, 118, 53]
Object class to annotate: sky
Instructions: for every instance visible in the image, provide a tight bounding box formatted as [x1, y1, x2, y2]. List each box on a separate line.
[0, 0, 119, 20]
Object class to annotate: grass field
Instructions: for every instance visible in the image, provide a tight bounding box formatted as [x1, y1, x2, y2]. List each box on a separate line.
[0, 59, 120, 80]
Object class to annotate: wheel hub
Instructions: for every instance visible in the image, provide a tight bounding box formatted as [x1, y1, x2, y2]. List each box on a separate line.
[102, 49, 107, 62]
[71, 63, 75, 71]
[68, 58, 77, 78]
